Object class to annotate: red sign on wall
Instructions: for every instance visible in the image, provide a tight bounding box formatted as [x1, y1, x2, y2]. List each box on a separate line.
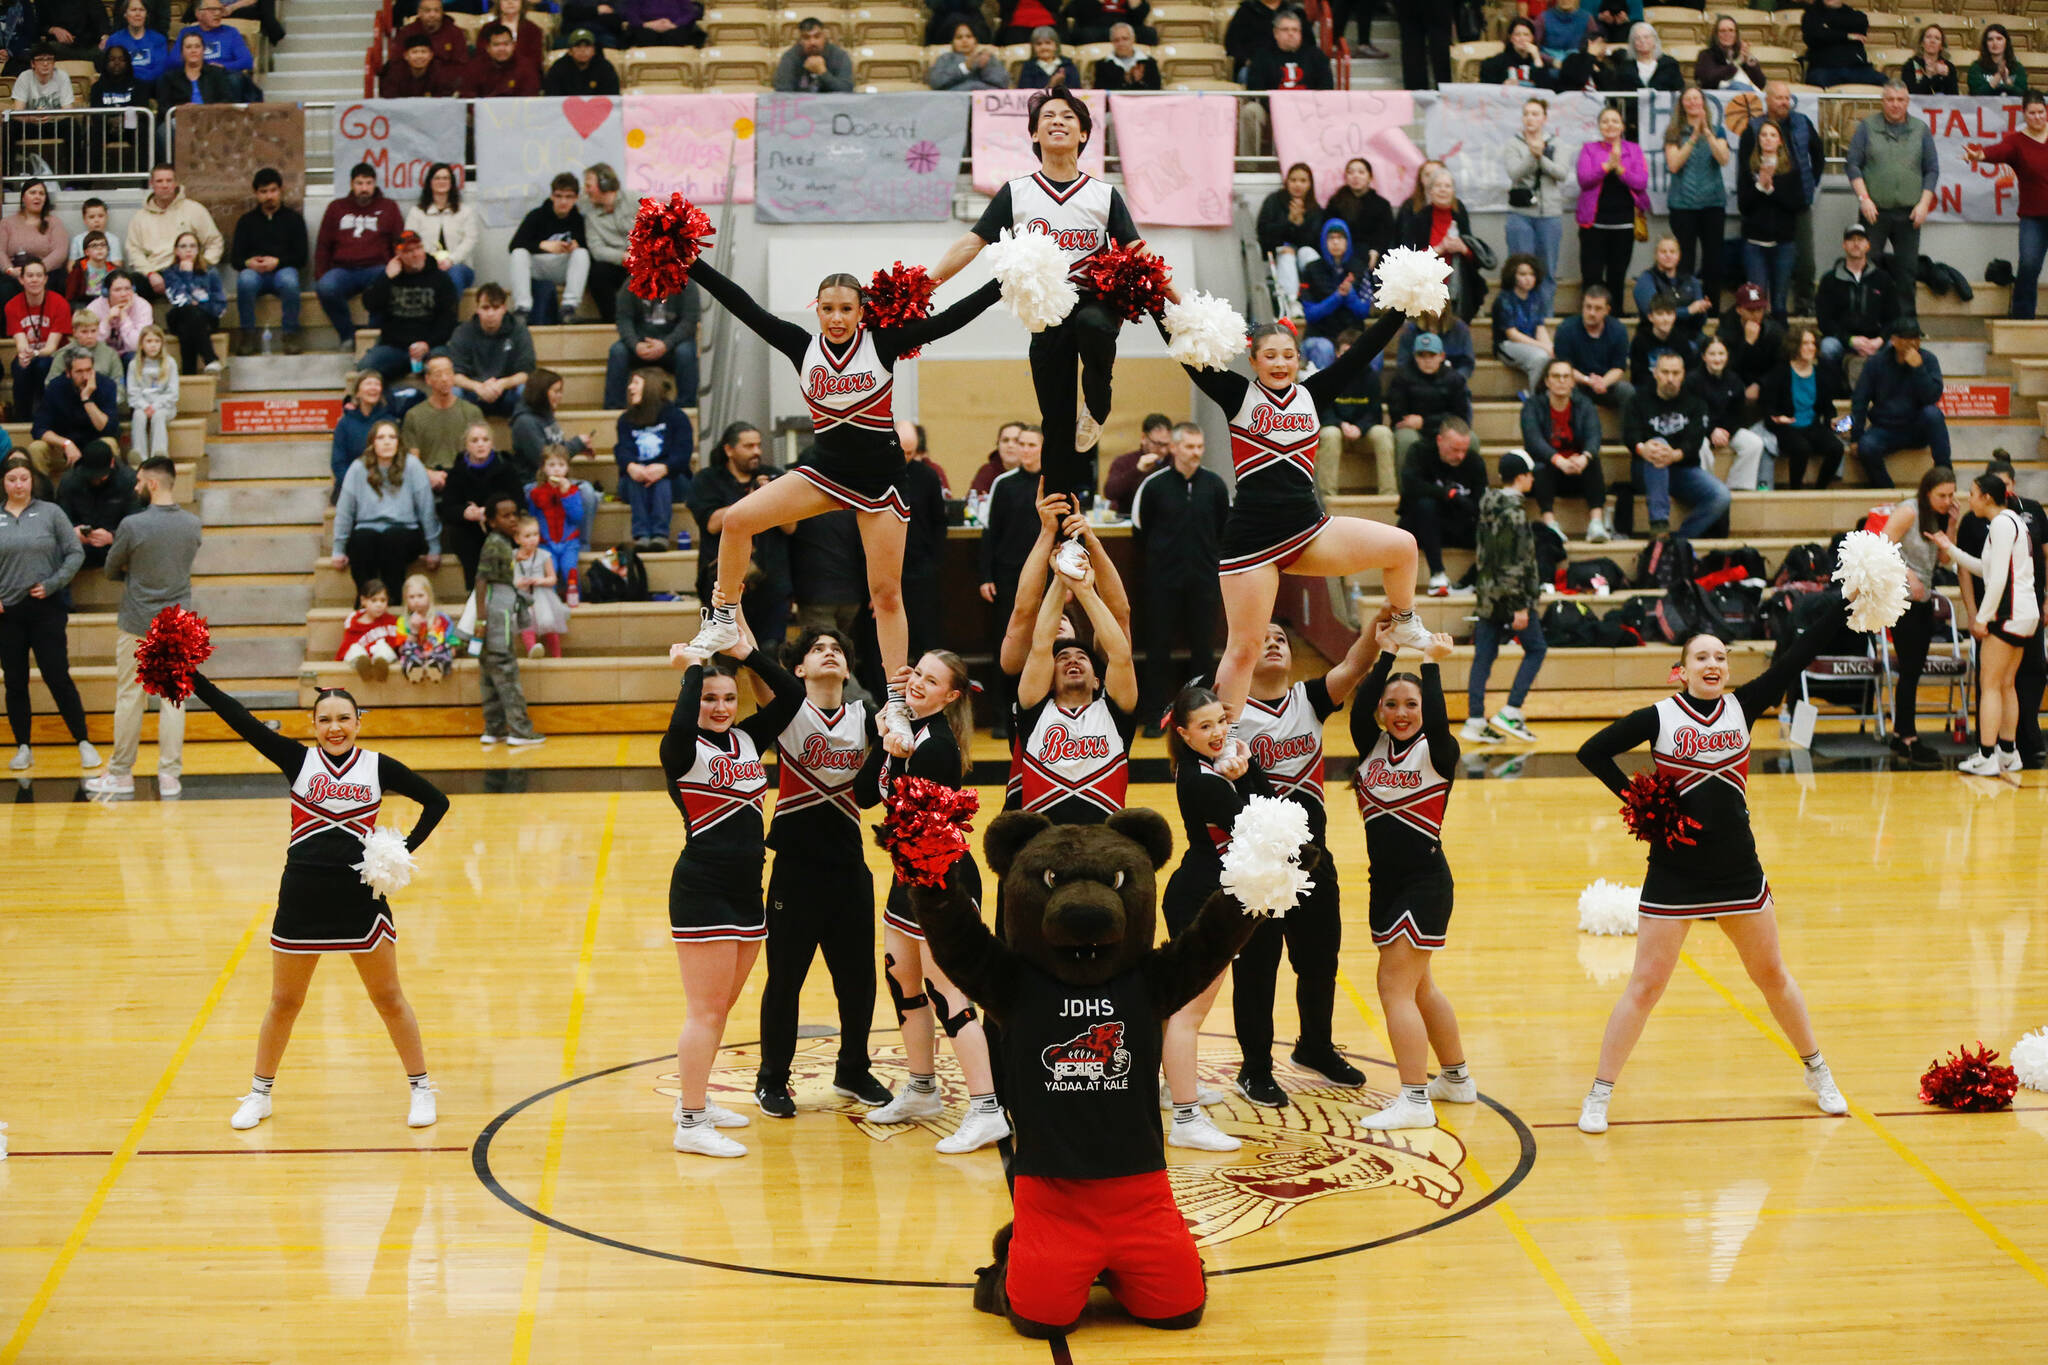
[219, 398, 345, 435]
[1940, 383, 2011, 419]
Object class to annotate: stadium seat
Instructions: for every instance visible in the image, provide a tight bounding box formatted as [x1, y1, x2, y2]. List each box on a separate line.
[1664, 41, 1703, 64]
[621, 46, 700, 88]
[1076, 40, 1115, 69]
[1000, 41, 1034, 79]
[1747, 43, 1802, 81]
[1156, 40, 1232, 81]
[845, 6, 926, 44]
[1866, 44, 1914, 75]
[853, 42, 927, 82]
[702, 6, 777, 46]
[1150, 3, 1219, 42]
[1449, 40, 1501, 84]
[1169, 77, 1245, 90]
[699, 44, 779, 87]
[1645, 8, 1708, 44]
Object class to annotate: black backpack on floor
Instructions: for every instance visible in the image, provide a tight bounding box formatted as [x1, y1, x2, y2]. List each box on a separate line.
[1774, 542, 1831, 588]
[582, 544, 651, 603]
[1700, 582, 1767, 640]
[1559, 556, 1630, 594]
[1633, 534, 1698, 591]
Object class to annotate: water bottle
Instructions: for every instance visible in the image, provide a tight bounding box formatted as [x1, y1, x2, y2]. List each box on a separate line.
[675, 526, 691, 550]
[260, 326, 274, 355]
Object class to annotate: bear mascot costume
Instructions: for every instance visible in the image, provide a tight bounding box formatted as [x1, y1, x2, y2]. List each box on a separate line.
[894, 801, 1309, 1338]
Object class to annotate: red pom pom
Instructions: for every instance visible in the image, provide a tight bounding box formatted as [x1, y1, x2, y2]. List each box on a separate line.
[1618, 771, 1703, 850]
[1083, 243, 1172, 323]
[873, 775, 980, 887]
[625, 192, 715, 300]
[134, 605, 213, 704]
[1919, 1043, 2018, 1112]
[865, 262, 935, 356]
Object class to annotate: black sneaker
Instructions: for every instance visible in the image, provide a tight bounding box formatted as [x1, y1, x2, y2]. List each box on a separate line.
[1891, 735, 1942, 767]
[754, 1084, 797, 1119]
[1234, 1070, 1288, 1108]
[831, 1071, 894, 1106]
[1141, 721, 1163, 739]
[1290, 1045, 1365, 1087]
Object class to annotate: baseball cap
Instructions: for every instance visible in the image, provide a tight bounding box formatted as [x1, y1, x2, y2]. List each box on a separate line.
[567, 27, 597, 44]
[1842, 222, 1869, 239]
[1890, 317, 1923, 339]
[1734, 282, 1767, 309]
[395, 229, 423, 248]
[1498, 448, 1535, 480]
[1413, 332, 1445, 355]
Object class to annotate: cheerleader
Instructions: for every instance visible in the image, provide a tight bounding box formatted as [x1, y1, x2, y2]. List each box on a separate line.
[1160, 684, 1268, 1151]
[1013, 563, 1139, 824]
[854, 649, 1010, 1154]
[1574, 629, 1850, 1134]
[663, 615, 807, 1157]
[186, 674, 450, 1132]
[1933, 472, 2040, 777]
[1347, 626, 1475, 1132]
[1179, 310, 1435, 720]
[681, 257, 1002, 748]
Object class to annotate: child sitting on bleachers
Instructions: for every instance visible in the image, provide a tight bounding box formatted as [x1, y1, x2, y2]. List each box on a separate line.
[514, 515, 568, 658]
[126, 326, 179, 461]
[526, 443, 586, 607]
[65, 230, 115, 305]
[337, 578, 402, 680]
[394, 571, 457, 683]
[68, 311, 125, 409]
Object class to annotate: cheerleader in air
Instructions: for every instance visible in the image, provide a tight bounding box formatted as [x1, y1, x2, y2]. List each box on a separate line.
[1347, 622, 1476, 1131]
[681, 259, 1002, 749]
[1574, 629, 1849, 1134]
[1176, 311, 1434, 721]
[185, 675, 450, 1132]
[855, 649, 1009, 1154]
[664, 615, 807, 1157]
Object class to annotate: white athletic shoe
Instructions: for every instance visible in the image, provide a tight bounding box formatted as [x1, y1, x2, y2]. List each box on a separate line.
[84, 773, 135, 797]
[1426, 572, 1451, 597]
[935, 1107, 1010, 1154]
[407, 1085, 438, 1128]
[1385, 611, 1435, 654]
[881, 699, 916, 751]
[1426, 1073, 1478, 1104]
[2000, 748, 2024, 774]
[1167, 1111, 1241, 1152]
[506, 734, 548, 748]
[1805, 1063, 1848, 1116]
[1076, 403, 1101, 453]
[1053, 536, 1091, 581]
[1159, 1084, 1227, 1109]
[673, 1121, 747, 1157]
[1577, 1088, 1610, 1134]
[10, 744, 29, 770]
[1461, 718, 1505, 745]
[704, 1101, 751, 1129]
[77, 740, 102, 769]
[687, 610, 743, 658]
[1490, 711, 1539, 743]
[158, 775, 182, 798]
[1360, 1093, 1437, 1130]
[1585, 517, 1613, 545]
[230, 1091, 272, 1130]
[865, 1087, 945, 1124]
[1958, 751, 2004, 777]
[479, 734, 501, 746]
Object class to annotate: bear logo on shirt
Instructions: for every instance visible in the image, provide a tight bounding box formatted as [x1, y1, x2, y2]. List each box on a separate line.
[1041, 1021, 1133, 1087]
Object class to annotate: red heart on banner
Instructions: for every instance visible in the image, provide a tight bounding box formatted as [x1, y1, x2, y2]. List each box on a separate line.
[563, 97, 614, 140]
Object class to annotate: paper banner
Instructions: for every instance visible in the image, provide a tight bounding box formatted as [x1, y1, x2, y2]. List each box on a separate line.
[1633, 88, 1822, 215]
[1107, 93, 1234, 227]
[331, 98, 468, 197]
[623, 93, 756, 204]
[177, 103, 305, 245]
[1420, 87, 1608, 215]
[1268, 91, 1424, 211]
[754, 93, 970, 222]
[1911, 96, 2033, 222]
[475, 96, 628, 226]
[970, 89, 1107, 195]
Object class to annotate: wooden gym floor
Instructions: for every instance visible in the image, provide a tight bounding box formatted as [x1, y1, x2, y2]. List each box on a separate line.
[3, 746, 2046, 1362]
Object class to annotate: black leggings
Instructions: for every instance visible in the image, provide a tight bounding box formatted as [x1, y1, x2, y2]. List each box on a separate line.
[1578, 227, 1636, 311]
[344, 523, 429, 599]
[165, 304, 220, 370]
[1531, 457, 1607, 516]
[0, 593, 88, 745]
[1140, 580, 1220, 723]
[1394, 0, 1450, 89]
[1233, 856, 1340, 1069]
[755, 853, 877, 1090]
[1029, 298, 1120, 504]
[1891, 596, 1933, 739]
[1398, 494, 1478, 574]
[1778, 421, 1844, 488]
[1667, 205, 1726, 309]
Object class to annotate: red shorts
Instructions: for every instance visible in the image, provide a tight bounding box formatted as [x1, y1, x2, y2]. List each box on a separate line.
[1008, 1169, 1206, 1328]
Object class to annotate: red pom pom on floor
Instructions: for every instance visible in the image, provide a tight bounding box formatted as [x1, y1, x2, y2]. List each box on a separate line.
[1083, 243, 1171, 322]
[1618, 771, 1702, 850]
[865, 262, 935, 356]
[1918, 1043, 2018, 1112]
[134, 605, 213, 704]
[874, 776, 980, 887]
[625, 193, 715, 300]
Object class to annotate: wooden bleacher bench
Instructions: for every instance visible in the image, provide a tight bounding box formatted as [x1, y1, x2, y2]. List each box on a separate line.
[310, 549, 699, 604]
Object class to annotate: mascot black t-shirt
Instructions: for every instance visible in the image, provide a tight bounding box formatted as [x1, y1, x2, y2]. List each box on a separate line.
[1004, 963, 1164, 1179]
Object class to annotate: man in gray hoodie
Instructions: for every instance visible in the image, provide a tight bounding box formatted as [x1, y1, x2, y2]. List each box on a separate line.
[582, 162, 632, 325]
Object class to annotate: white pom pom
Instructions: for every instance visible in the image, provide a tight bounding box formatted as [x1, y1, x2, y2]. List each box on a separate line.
[1219, 795, 1316, 917]
[2013, 1027, 2048, 1092]
[1577, 879, 1640, 936]
[1373, 246, 1451, 319]
[1160, 290, 1246, 371]
[354, 826, 417, 900]
[1831, 529, 1910, 633]
[983, 228, 1078, 332]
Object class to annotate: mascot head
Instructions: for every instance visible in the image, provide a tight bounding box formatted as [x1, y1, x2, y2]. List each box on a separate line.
[982, 808, 1172, 987]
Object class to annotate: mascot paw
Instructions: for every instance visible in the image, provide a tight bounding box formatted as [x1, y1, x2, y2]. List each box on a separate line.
[973, 1224, 1013, 1319]
[1130, 1303, 1206, 1331]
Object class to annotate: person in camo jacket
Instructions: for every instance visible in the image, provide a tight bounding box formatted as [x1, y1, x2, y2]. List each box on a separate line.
[1463, 449, 1547, 746]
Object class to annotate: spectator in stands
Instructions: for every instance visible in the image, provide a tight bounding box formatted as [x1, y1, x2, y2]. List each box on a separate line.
[512, 367, 593, 483]
[1848, 83, 1938, 320]
[1257, 162, 1322, 307]
[0, 179, 66, 314]
[55, 441, 133, 568]
[616, 368, 692, 551]
[382, 31, 459, 97]
[108, 0, 172, 84]
[487, 0, 549, 82]
[1879, 466, 1955, 765]
[441, 421, 523, 587]
[1815, 221, 1896, 376]
[975, 424, 1042, 734]
[1481, 18, 1553, 87]
[0, 1, 32, 77]
[581, 163, 630, 325]
[7, 259, 68, 424]
[1688, 333, 1767, 489]
[1089, 22, 1158, 88]
[1396, 310, 1473, 379]
[606, 277, 698, 408]
[1764, 324, 1847, 488]
[87, 273, 150, 358]
[462, 24, 539, 96]
[1555, 285, 1632, 412]
[1521, 357, 1610, 542]
[1717, 280, 1782, 413]
[508, 173, 589, 325]
[0, 452, 95, 773]
[1626, 349, 1728, 538]
[1490, 255, 1552, 395]
[1849, 319, 1946, 488]
[397, 0, 469, 80]
[924, 0, 988, 47]
[126, 325, 177, 459]
[178, 0, 258, 100]
[1301, 219, 1369, 369]
[67, 312, 122, 408]
[66, 232, 114, 305]
[408, 163, 478, 296]
[1739, 117, 1802, 322]
[448, 283, 533, 418]
[1386, 331, 1471, 467]
[152, 31, 236, 128]
[70, 199, 119, 272]
[1222, 0, 1281, 75]
[775, 16, 852, 92]
[332, 419, 442, 598]
[332, 369, 390, 496]
[1660, 91, 1728, 314]
[544, 28, 619, 95]
[1132, 420, 1226, 721]
[560, 0, 625, 47]
[998, 0, 1066, 48]
[89, 47, 151, 173]
[688, 420, 766, 612]
[362, 231, 459, 387]
[1394, 164, 1485, 322]
[1465, 449, 1546, 745]
[1019, 27, 1081, 88]
[229, 166, 306, 355]
[399, 355, 483, 480]
[1803, 0, 1883, 87]
[892, 417, 950, 496]
[1315, 326, 1395, 495]
[1068, 0, 1152, 45]
[11, 46, 76, 172]
[1575, 105, 1648, 309]
[1535, 0, 1588, 64]
[1325, 156, 1393, 273]
[313, 166, 404, 350]
[1696, 14, 1763, 90]
[159, 229, 224, 373]
[788, 510, 868, 649]
[1397, 415, 1484, 596]
[1634, 232, 1712, 341]
[1740, 83, 1823, 316]
[893, 418, 947, 656]
[1500, 103, 1566, 317]
[1246, 10, 1331, 91]
[1902, 24, 1957, 95]
[37, 0, 108, 61]
[1102, 412, 1168, 514]
[1395, 0, 1452, 91]
[1602, 21, 1681, 93]
[1970, 24, 2027, 96]
[1969, 94, 2048, 321]
[619, 0, 705, 47]
[29, 347, 120, 484]
[213, 0, 286, 47]
[969, 420, 1022, 495]
[931, 20, 1011, 89]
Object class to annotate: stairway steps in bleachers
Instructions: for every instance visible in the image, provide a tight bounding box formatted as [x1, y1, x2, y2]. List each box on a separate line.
[1326, 487, 1900, 539]
[205, 441, 332, 481]
[303, 601, 697, 660]
[202, 629, 316, 680]
[195, 526, 326, 576]
[310, 551, 700, 606]
[225, 352, 357, 393]
[296, 655, 698, 709]
[200, 479, 332, 528]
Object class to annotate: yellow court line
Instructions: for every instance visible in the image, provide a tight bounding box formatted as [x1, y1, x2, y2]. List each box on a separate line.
[509, 791, 620, 1365]
[1679, 949, 2048, 1292]
[1, 903, 269, 1364]
[1335, 969, 1622, 1365]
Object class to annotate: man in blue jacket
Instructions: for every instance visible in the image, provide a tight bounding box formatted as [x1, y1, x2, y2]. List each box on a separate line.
[179, 1, 261, 100]
[1849, 319, 1947, 488]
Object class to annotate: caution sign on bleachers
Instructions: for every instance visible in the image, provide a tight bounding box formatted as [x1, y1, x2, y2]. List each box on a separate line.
[220, 399, 346, 435]
[1939, 383, 2011, 420]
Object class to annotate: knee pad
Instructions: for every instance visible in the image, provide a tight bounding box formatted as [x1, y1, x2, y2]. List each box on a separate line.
[926, 978, 977, 1037]
[882, 953, 927, 1024]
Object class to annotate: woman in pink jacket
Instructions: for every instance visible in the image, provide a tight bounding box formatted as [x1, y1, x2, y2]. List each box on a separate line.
[1575, 105, 1651, 312]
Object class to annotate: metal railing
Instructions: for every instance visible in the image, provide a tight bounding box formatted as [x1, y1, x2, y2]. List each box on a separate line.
[0, 107, 159, 191]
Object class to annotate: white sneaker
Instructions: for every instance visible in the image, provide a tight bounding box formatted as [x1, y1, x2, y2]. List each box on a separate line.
[8, 745, 28, 770]
[1076, 403, 1101, 452]
[672, 1121, 747, 1157]
[407, 1085, 438, 1128]
[935, 1106, 1010, 1154]
[1805, 1062, 1848, 1116]
[1578, 1088, 1610, 1134]
[158, 775, 181, 798]
[527, 641, 546, 659]
[703, 1101, 750, 1129]
[2000, 748, 2024, 774]
[1585, 518, 1612, 544]
[865, 1087, 945, 1124]
[506, 734, 548, 747]
[881, 699, 916, 751]
[479, 734, 501, 746]
[1491, 710, 1539, 743]
[1160, 1084, 1226, 1109]
[687, 610, 743, 657]
[1053, 537, 1090, 581]
[1426, 572, 1451, 597]
[230, 1091, 272, 1130]
[1958, 751, 2004, 778]
[77, 741, 102, 769]
[84, 773, 135, 796]
[1359, 1092, 1437, 1130]
[1426, 1072, 1478, 1104]
[1461, 718, 1504, 744]
[1385, 611, 1435, 654]
[1168, 1110, 1241, 1152]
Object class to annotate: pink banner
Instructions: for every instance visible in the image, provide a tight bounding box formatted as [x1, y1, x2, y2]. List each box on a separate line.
[1269, 91, 1424, 212]
[623, 93, 756, 204]
[970, 89, 1108, 195]
[1107, 94, 1234, 227]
